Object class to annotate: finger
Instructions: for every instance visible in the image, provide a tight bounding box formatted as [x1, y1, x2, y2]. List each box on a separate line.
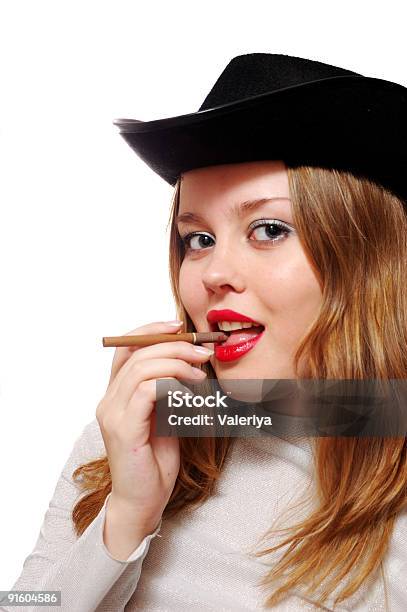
[108, 321, 184, 386]
[115, 358, 206, 409]
[108, 340, 212, 397]
[125, 377, 194, 426]
[98, 376, 193, 446]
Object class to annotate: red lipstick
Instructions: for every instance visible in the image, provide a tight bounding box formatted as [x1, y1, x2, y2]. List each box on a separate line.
[206, 309, 261, 326]
[206, 309, 265, 362]
[214, 332, 264, 362]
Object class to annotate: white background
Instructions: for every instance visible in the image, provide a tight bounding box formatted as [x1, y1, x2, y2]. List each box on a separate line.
[0, 0, 405, 590]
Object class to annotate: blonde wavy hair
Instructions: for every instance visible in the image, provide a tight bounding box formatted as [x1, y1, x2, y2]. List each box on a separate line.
[72, 163, 407, 609]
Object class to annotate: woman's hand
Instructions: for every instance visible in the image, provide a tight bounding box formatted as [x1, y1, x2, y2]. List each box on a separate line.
[96, 321, 212, 533]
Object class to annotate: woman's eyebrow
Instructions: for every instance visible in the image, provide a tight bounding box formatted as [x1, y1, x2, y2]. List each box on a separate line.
[176, 197, 291, 225]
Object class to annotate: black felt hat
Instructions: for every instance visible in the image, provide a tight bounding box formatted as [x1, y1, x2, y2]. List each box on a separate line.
[113, 52, 407, 203]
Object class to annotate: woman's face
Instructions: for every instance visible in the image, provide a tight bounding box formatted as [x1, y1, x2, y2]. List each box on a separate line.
[177, 160, 323, 381]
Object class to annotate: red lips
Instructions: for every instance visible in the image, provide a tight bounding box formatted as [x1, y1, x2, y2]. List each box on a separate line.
[206, 309, 265, 362]
[214, 331, 265, 362]
[206, 309, 262, 329]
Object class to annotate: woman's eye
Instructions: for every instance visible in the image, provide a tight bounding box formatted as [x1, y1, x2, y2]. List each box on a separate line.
[180, 232, 215, 251]
[180, 220, 292, 252]
[249, 220, 293, 243]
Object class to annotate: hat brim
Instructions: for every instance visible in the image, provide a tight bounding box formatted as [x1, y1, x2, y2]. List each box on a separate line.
[114, 74, 407, 201]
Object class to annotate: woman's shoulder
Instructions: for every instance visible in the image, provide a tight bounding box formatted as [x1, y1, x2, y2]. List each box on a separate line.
[77, 416, 106, 458]
[61, 417, 106, 477]
[83, 416, 105, 449]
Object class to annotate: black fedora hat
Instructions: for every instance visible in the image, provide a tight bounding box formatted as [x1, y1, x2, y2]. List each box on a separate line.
[113, 53, 407, 203]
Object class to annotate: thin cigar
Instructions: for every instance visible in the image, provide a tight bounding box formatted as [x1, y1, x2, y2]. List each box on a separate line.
[102, 331, 228, 348]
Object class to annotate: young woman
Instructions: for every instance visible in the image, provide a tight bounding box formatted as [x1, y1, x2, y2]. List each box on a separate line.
[4, 53, 407, 611]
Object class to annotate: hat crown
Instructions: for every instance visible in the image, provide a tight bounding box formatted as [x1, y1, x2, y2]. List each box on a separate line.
[198, 52, 362, 111]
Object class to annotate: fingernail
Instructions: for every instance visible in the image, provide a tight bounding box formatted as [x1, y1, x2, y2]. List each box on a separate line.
[167, 320, 183, 326]
[193, 346, 214, 355]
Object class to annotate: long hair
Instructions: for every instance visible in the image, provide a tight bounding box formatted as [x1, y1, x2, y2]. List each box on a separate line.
[72, 163, 407, 609]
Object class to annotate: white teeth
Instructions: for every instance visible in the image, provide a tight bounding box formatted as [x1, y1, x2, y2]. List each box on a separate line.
[217, 321, 258, 331]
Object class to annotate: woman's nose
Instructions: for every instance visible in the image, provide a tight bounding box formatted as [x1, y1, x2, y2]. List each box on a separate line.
[201, 241, 246, 294]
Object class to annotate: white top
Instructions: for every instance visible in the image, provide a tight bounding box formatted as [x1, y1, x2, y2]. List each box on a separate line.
[2, 416, 407, 612]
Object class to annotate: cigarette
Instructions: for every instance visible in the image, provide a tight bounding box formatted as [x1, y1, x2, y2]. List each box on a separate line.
[102, 331, 228, 348]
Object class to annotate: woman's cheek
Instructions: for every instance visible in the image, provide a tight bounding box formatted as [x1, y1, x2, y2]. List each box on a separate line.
[178, 264, 200, 313]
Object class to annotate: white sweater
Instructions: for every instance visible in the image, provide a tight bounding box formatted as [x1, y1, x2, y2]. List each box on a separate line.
[2, 416, 407, 612]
